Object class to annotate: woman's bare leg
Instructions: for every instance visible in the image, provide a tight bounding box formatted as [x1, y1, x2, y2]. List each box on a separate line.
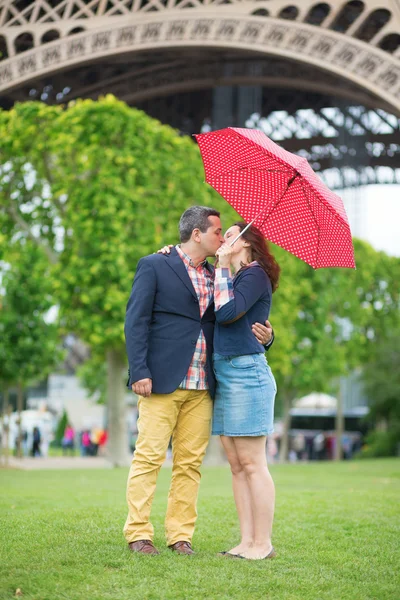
[233, 436, 275, 559]
[220, 435, 254, 554]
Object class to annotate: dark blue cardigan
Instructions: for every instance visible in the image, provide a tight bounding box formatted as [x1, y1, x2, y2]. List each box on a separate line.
[214, 264, 272, 356]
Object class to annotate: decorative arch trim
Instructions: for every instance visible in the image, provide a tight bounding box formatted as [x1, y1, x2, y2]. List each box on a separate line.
[0, 15, 399, 114]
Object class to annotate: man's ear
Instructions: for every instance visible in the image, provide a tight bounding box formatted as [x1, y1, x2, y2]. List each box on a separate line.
[192, 228, 201, 243]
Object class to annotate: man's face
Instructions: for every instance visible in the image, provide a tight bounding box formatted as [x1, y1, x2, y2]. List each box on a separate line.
[197, 216, 224, 257]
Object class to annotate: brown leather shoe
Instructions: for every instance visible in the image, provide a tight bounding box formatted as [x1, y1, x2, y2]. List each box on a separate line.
[128, 540, 160, 555]
[168, 541, 195, 555]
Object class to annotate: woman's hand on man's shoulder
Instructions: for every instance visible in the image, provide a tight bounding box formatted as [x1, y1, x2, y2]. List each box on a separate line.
[155, 245, 174, 255]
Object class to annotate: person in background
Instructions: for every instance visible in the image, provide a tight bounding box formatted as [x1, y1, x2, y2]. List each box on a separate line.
[313, 432, 326, 460]
[266, 435, 278, 464]
[293, 433, 306, 461]
[90, 426, 101, 456]
[22, 430, 29, 457]
[81, 430, 91, 456]
[98, 429, 108, 456]
[31, 426, 41, 457]
[62, 423, 75, 456]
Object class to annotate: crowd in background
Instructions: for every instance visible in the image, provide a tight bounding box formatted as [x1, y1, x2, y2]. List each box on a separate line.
[266, 430, 363, 463]
[3, 417, 362, 462]
[6, 423, 109, 458]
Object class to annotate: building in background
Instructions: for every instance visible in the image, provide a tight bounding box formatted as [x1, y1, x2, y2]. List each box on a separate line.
[24, 336, 138, 446]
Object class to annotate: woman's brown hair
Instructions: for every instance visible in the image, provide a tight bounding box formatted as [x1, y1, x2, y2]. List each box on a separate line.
[234, 221, 280, 293]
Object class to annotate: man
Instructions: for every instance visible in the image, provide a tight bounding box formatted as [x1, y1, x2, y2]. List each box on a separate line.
[124, 206, 273, 555]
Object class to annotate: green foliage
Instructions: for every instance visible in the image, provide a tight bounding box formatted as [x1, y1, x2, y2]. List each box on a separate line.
[1, 97, 400, 436]
[359, 428, 400, 458]
[0, 96, 223, 355]
[0, 241, 61, 388]
[268, 238, 400, 416]
[54, 409, 68, 447]
[362, 329, 400, 423]
[267, 247, 349, 417]
[77, 354, 107, 405]
[51, 96, 222, 351]
[358, 329, 400, 457]
[0, 97, 224, 410]
[338, 239, 400, 363]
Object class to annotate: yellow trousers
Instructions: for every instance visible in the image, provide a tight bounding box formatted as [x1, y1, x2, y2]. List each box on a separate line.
[123, 388, 212, 546]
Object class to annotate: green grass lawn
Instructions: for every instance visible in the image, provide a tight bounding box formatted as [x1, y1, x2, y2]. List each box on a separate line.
[0, 459, 399, 600]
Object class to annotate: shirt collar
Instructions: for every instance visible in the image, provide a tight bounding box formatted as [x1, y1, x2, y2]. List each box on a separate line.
[176, 245, 208, 269]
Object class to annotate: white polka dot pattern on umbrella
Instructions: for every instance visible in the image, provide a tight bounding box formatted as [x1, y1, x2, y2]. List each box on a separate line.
[195, 127, 355, 269]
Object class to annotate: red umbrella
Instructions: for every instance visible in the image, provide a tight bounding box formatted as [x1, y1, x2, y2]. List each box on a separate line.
[194, 127, 355, 269]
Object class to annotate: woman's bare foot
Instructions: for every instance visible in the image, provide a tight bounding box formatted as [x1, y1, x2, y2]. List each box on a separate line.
[239, 544, 275, 560]
[226, 541, 253, 555]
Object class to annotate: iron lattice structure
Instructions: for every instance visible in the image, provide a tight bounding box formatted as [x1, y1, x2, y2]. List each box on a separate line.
[0, 0, 399, 188]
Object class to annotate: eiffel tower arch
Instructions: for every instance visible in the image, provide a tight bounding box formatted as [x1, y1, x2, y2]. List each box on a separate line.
[0, 0, 399, 192]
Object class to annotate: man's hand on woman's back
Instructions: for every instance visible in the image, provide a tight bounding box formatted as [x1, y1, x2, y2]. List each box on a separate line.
[252, 320, 273, 346]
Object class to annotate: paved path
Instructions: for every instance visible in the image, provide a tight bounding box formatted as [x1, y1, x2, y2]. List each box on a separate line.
[2, 456, 115, 470]
[0, 456, 177, 470]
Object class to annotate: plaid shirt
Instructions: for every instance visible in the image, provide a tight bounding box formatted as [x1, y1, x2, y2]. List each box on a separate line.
[214, 267, 234, 310]
[176, 245, 214, 390]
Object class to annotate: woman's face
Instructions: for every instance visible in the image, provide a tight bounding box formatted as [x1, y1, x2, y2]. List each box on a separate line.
[224, 225, 248, 254]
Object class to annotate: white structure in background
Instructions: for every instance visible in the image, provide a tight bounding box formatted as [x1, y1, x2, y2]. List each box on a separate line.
[4, 409, 56, 455]
[27, 374, 106, 432]
[27, 373, 138, 447]
[341, 186, 366, 240]
[291, 389, 369, 419]
[295, 392, 337, 410]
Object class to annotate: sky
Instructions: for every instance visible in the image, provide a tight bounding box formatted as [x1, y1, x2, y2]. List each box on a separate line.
[342, 185, 400, 257]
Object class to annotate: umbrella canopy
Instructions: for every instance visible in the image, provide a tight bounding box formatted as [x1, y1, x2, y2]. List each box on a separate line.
[195, 127, 355, 269]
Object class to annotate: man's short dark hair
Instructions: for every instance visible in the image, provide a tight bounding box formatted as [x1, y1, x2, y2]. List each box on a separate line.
[179, 206, 220, 243]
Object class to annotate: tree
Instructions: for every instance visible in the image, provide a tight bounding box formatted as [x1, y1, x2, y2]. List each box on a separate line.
[0, 241, 60, 457]
[0, 97, 223, 465]
[268, 239, 400, 460]
[268, 248, 349, 459]
[360, 329, 400, 457]
[363, 331, 400, 423]
[54, 409, 69, 447]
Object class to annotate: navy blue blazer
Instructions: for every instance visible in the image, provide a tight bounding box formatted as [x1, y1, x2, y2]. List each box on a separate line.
[125, 248, 217, 398]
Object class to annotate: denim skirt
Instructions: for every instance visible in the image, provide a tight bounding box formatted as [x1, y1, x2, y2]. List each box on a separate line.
[212, 353, 276, 437]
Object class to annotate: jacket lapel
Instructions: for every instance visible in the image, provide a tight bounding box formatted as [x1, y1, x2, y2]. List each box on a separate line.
[165, 248, 198, 300]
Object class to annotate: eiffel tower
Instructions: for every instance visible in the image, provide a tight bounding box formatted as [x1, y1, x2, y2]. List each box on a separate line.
[0, 0, 399, 191]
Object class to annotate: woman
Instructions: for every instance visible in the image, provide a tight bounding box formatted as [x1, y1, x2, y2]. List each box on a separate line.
[62, 423, 75, 456]
[213, 221, 280, 561]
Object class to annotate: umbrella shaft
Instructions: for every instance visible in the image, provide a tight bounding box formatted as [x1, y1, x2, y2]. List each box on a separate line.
[228, 219, 255, 247]
[228, 172, 300, 247]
